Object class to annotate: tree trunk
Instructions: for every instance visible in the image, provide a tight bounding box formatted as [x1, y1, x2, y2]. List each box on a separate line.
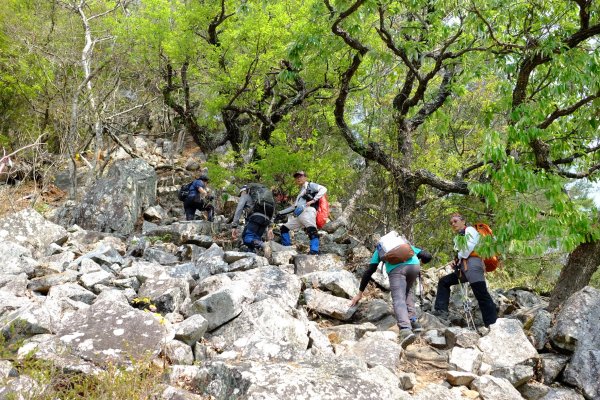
[548, 239, 600, 311]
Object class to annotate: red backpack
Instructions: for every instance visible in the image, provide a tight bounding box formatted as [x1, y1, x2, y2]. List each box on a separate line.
[315, 195, 330, 229]
[470, 222, 501, 272]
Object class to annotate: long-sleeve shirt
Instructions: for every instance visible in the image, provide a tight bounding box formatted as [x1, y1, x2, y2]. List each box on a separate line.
[280, 181, 327, 215]
[231, 192, 254, 228]
[454, 226, 480, 259]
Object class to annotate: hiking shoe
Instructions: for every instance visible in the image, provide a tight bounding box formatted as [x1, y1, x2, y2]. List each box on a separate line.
[411, 320, 424, 333]
[398, 329, 416, 349]
[431, 309, 449, 319]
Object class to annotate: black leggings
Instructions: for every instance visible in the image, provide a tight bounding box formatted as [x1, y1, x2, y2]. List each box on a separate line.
[434, 272, 497, 327]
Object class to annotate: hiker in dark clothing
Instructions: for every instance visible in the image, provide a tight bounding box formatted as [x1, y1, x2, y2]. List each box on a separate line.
[350, 243, 432, 348]
[432, 213, 497, 327]
[231, 184, 274, 255]
[183, 175, 214, 222]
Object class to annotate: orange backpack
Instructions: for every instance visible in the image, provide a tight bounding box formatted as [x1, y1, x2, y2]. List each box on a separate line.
[315, 195, 330, 229]
[470, 222, 501, 272]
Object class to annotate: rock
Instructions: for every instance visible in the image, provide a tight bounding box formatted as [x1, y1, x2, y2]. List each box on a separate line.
[550, 287, 600, 400]
[143, 247, 180, 265]
[490, 364, 534, 387]
[120, 260, 165, 283]
[419, 312, 450, 330]
[27, 270, 79, 294]
[540, 353, 569, 383]
[174, 315, 209, 346]
[220, 255, 268, 274]
[162, 340, 194, 365]
[1, 302, 53, 338]
[56, 297, 169, 365]
[353, 299, 391, 323]
[191, 275, 232, 300]
[446, 371, 477, 386]
[323, 322, 378, 343]
[230, 266, 302, 309]
[78, 244, 125, 267]
[0, 360, 18, 378]
[185, 281, 254, 330]
[144, 205, 167, 222]
[47, 283, 96, 305]
[271, 249, 298, 266]
[449, 347, 483, 374]
[528, 309, 552, 350]
[306, 321, 334, 356]
[157, 385, 204, 400]
[166, 358, 412, 400]
[0, 209, 68, 257]
[301, 270, 359, 298]
[0, 242, 38, 277]
[0, 273, 28, 296]
[194, 243, 227, 276]
[444, 327, 479, 349]
[79, 270, 114, 291]
[303, 288, 357, 321]
[56, 159, 157, 235]
[413, 383, 463, 400]
[294, 253, 345, 276]
[470, 375, 523, 400]
[209, 298, 309, 362]
[424, 330, 447, 349]
[506, 289, 547, 309]
[37, 251, 75, 273]
[397, 372, 417, 390]
[138, 277, 189, 314]
[518, 381, 550, 400]
[478, 318, 538, 369]
[336, 334, 402, 372]
[541, 386, 585, 399]
[0, 374, 42, 399]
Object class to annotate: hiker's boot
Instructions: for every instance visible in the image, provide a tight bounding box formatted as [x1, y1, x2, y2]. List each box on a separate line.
[207, 208, 214, 222]
[398, 329, 416, 349]
[411, 319, 424, 333]
[431, 309, 449, 319]
[309, 237, 320, 254]
[281, 231, 292, 246]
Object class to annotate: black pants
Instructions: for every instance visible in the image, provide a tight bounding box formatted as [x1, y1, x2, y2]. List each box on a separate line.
[184, 198, 214, 221]
[434, 271, 497, 327]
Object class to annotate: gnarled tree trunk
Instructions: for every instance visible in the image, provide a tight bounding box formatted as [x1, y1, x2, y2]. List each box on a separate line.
[548, 239, 600, 312]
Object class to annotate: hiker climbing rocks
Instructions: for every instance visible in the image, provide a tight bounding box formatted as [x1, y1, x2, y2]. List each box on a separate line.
[432, 213, 498, 327]
[231, 183, 275, 256]
[275, 171, 327, 255]
[350, 235, 432, 349]
[183, 175, 215, 222]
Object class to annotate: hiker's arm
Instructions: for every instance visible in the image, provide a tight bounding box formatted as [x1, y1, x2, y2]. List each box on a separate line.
[231, 194, 249, 228]
[309, 183, 327, 203]
[278, 206, 295, 215]
[350, 263, 378, 306]
[458, 226, 480, 259]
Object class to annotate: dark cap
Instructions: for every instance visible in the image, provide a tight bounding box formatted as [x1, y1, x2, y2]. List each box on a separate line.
[198, 175, 209, 182]
[293, 170, 306, 178]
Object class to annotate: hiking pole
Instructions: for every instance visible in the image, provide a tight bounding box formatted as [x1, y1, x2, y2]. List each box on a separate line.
[459, 280, 477, 331]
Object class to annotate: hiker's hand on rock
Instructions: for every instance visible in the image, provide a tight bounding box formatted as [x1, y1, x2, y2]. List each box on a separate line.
[232, 228, 238, 239]
[350, 292, 363, 307]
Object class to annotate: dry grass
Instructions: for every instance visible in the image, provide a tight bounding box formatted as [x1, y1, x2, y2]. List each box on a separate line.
[0, 182, 66, 219]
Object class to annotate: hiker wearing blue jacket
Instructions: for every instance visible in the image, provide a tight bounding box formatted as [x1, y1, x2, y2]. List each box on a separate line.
[183, 175, 214, 222]
[350, 244, 432, 348]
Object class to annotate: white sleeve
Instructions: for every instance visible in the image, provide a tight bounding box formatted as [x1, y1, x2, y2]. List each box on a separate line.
[312, 183, 327, 201]
[456, 226, 480, 259]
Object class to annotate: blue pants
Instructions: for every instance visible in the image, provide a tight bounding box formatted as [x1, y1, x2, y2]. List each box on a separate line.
[242, 214, 270, 251]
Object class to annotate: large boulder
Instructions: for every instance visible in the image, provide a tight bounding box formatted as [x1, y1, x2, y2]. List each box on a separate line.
[55, 159, 157, 235]
[303, 288, 357, 321]
[0, 209, 67, 257]
[551, 287, 600, 400]
[56, 297, 169, 365]
[301, 270, 359, 298]
[478, 318, 538, 369]
[230, 266, 302, 309]
[166, 358, 412, 400]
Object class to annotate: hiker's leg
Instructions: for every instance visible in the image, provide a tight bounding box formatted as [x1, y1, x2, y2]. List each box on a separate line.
[280, 224, 292, 246]
[470, 281, 497, 327]
[405, 265, 420, 321]
[389, 267, 411, 330]
[183, 199, 196, 221]
[434, 272, 459, 312]
[243, 221, 267, 251]
[204, 204, 215, 222]
[306, 226, 319, 255]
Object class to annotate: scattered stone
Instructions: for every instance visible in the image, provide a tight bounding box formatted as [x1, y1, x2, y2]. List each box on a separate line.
[446, 371, 477, 387]
[470, 375, 523, 400]
[303, 288, 357, 321]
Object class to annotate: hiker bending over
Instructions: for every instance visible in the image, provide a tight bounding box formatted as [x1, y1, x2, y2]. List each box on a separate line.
[231, 183, 275, 256]
[432, 213, 497, 327]
[275, 171, 326, 255]
[183, 175, 214, 222]
[350, 243, 432, 348]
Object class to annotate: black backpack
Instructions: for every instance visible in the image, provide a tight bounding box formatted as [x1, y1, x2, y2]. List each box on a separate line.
[247, 183, 275, 219]
[178, 182, 192, 201]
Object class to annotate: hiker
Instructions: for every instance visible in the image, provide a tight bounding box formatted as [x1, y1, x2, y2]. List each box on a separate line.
[231, 184, 275, 256]
[432, 213, 497, 327]
[350, 241, 432, 348]
[275, 171, 327, 255]
[183, 175, 215, 222]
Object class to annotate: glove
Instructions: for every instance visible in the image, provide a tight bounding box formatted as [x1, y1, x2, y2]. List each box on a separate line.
[274, 213, 286, 223]
[207, 194, 215, 201]
[293, 205, 305, 217]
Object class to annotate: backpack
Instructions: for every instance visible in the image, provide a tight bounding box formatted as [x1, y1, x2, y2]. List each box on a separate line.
[178, 182, 192, 201]
[247, 183, 275, 219]
[377, 231, 414, 264]
[315, 194, 330, 229]
[470, 222, 500, 272]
